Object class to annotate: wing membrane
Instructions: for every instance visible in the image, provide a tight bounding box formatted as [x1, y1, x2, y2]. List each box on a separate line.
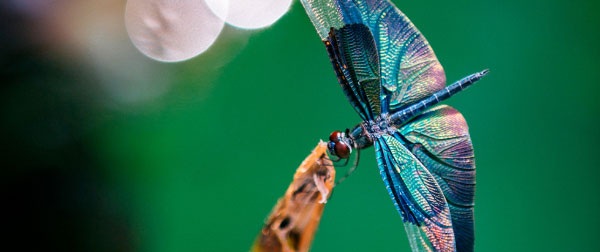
[375, 134, 455, 252]
[400, 105, 476, 252]
[326, 24, 381, 119]
[300, 0, 446, 112]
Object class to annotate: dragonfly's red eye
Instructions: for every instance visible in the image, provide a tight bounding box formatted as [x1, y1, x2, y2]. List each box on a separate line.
[334, 142, 350, 159]
[329, 131, 342, 142]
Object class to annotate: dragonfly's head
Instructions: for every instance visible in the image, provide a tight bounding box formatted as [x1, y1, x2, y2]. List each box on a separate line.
[328, 130, 352, 159]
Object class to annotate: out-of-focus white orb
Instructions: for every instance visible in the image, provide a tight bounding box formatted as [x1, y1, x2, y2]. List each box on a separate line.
[205, 0, 293, 29]
[125, 0, 228, 62]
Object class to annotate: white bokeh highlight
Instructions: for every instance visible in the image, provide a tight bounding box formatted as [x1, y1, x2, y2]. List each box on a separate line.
[125, 0, 228, 62]
[205, 0, 293, 29]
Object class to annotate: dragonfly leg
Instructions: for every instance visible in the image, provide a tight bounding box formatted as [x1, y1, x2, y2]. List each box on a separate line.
[335, 157, 350, 167]
[335, 148, 360, 186]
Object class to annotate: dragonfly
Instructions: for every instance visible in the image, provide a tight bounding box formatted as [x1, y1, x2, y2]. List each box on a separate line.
[299, 0, 487, 251]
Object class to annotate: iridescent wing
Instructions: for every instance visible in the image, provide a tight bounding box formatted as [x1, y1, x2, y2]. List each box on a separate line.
[325, 21, 381, 120]
[399, 105, 476, 252]
[373, 104, 476, 252]
[301, 1, 475, 251]
[375, 134, 455, 252]
[300, 0, 446, 113]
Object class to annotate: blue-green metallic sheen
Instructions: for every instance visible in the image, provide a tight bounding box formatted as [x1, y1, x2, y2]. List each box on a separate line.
[300, 1, 484, 251]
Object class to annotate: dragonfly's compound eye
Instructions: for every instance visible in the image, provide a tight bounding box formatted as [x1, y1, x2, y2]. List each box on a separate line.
[334, 141, 351, 159]
[328, 130, 351, 158]
[329, 131, 342, 142]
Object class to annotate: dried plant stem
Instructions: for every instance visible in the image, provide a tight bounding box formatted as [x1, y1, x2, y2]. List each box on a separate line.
[251, 141, 335, 252]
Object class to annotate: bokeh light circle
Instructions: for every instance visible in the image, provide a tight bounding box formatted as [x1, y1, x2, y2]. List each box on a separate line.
[125, 0, 228, 62]
[205, 0, 293, 29]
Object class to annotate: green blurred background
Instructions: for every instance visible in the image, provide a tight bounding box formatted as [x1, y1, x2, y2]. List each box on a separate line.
[2, 0, 599, 251]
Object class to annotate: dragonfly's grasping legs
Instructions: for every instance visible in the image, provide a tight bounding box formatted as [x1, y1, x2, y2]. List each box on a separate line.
[336, 156, 350, 167]
[335, 148, 360, 186]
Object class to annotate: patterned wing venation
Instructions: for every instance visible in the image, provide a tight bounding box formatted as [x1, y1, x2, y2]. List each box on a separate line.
[360, 78, 382, 117]
[327, 24, 381, 120]
[382, 136, 446, 218]
[300, 0, 446, 112]
[404, 222, 435, 252]
[412, 148, 474, 207]
[350, 0, 445, 111]
[305, 0, 367, 118]
[326, 30, 371, 120]
[447, 205, 474, 252]
[338, 24, 379, 81]
[300, 0, 346, 40]
[375, 134, 455, 252]
[400, 105, 476, 252]
[337, 24, 381, 116]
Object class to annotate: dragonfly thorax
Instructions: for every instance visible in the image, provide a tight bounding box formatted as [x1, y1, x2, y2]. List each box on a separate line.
[362, 114, 397, 139]
[368, 114, 395, 136]
[347, 115, 397, 151]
